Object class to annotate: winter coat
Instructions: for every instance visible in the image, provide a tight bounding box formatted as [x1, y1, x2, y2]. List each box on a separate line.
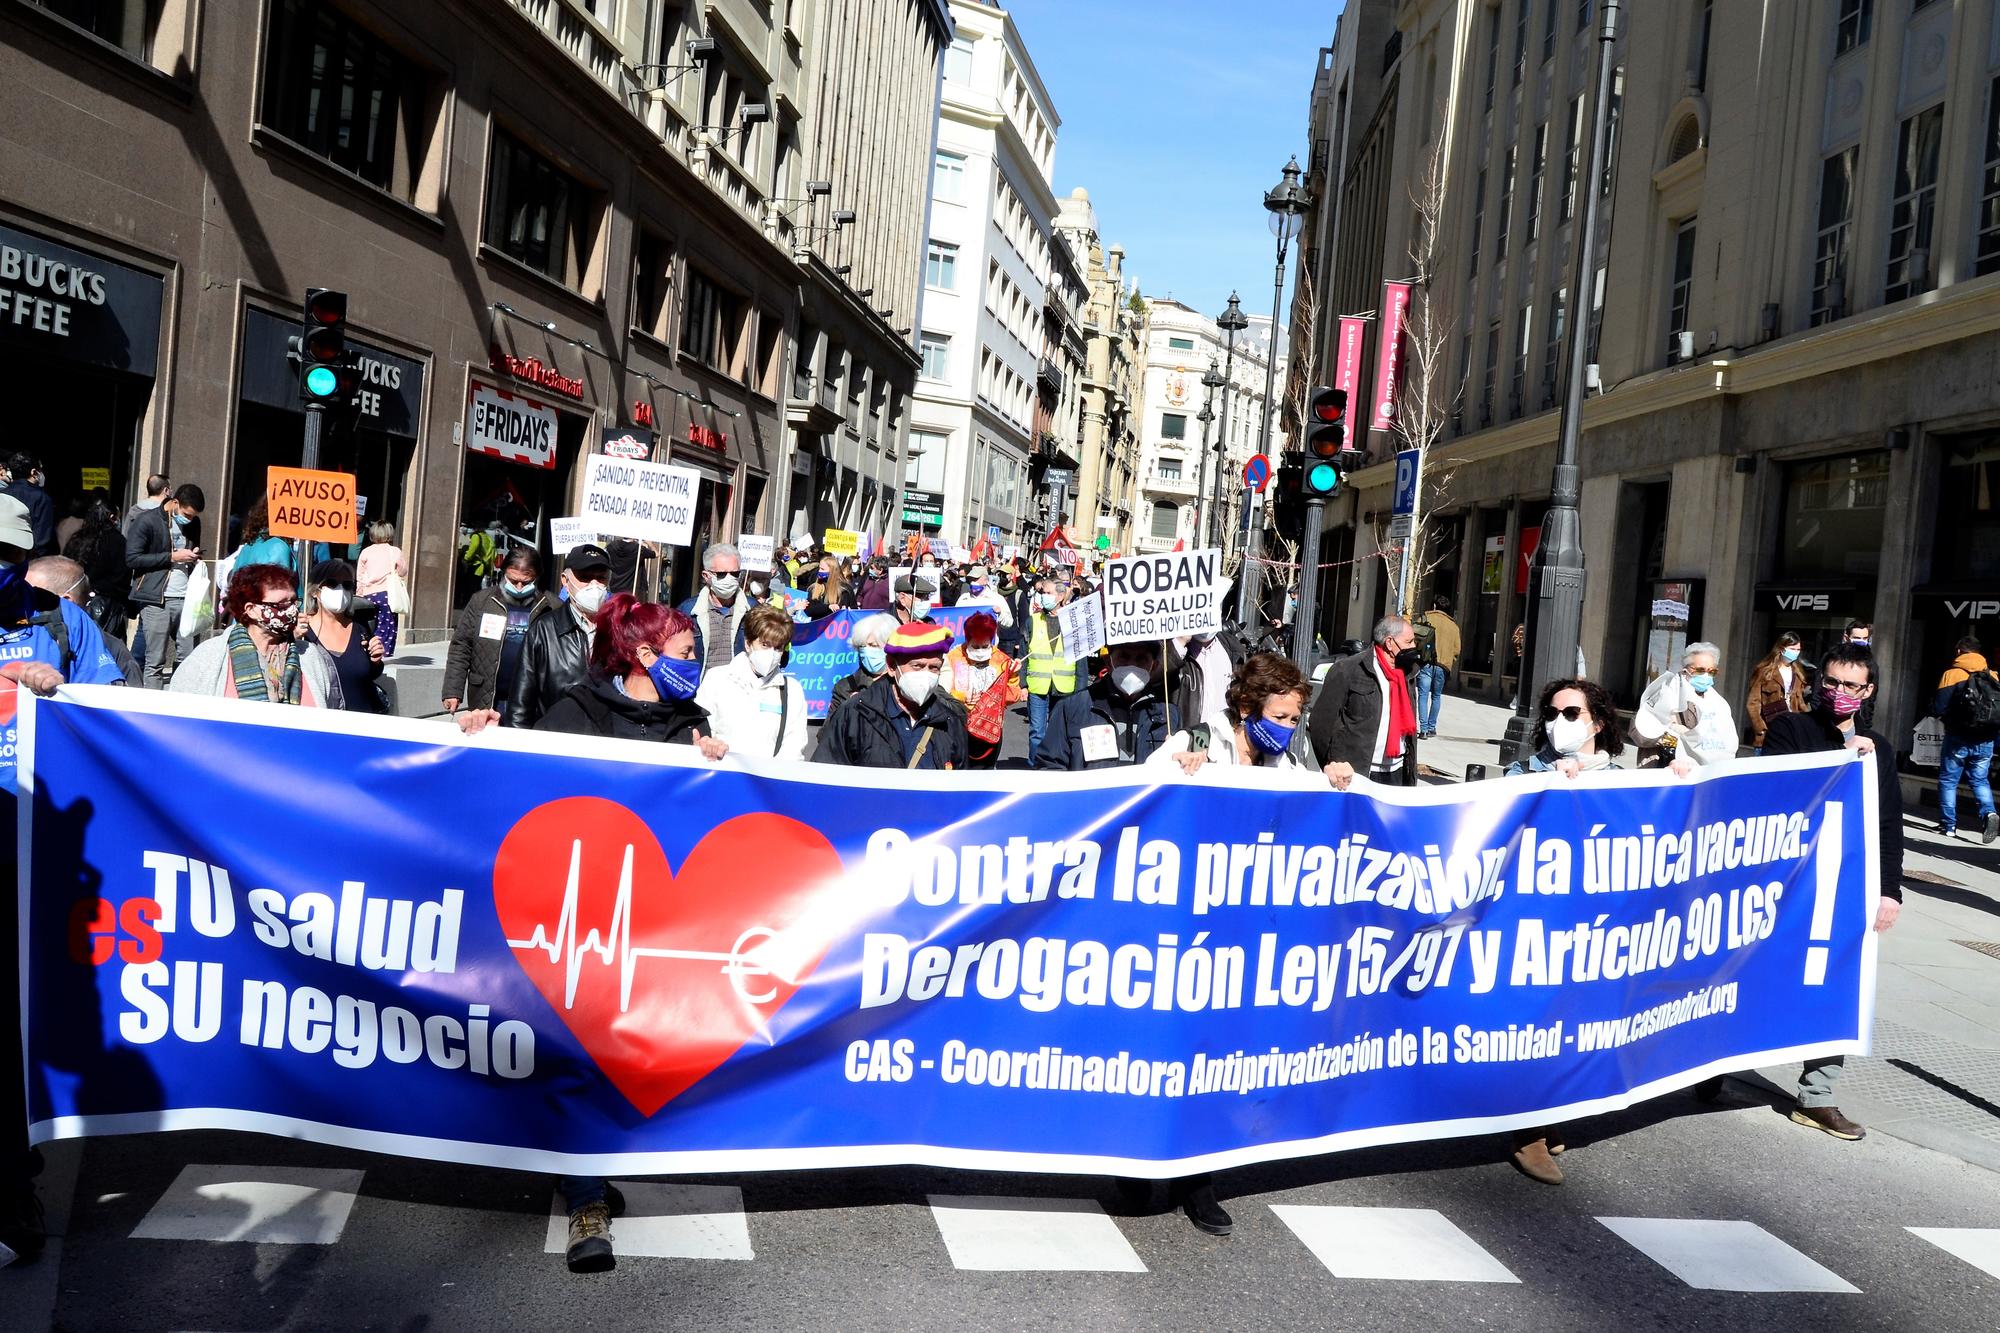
[829, 667, 885, 720]
[677, 588, 750, 664]
[1039, 676, 1176, 771]
[1933, 651, 1999, 737]
[536, 676, 710, 745]
[813, 674, 968, 769]
[1762, 710, 1903, 900]
[1307, 648, 1418, 783]
[507, 605, 593, 729]
[1744, 658, 1810, 745]
[443, 586, 554, 713]
[695, 653, 808, 760]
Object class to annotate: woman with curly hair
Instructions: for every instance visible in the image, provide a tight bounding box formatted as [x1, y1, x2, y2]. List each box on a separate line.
[1504, 676, 1625, 779]
[167, 563, 343, 706]
[1149, 652, 1312, 774]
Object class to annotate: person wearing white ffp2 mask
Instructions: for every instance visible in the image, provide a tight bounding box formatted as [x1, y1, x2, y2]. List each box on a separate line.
[1039, 641, 1175, 771]
[1505, 676, 1627, 780]
[812, 621, 968, 769]
[695, 603, 807, 761]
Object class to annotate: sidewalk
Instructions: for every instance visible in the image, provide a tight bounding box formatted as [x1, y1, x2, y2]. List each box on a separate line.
[1421, 688, 2000, 1172]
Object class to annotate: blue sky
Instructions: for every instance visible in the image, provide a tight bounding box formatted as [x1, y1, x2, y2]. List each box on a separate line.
[1003, 0, 1342, 321]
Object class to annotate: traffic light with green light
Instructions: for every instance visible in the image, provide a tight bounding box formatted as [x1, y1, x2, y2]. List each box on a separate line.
[1305, 386, 1348, 496]
[291, 288, 359, 408]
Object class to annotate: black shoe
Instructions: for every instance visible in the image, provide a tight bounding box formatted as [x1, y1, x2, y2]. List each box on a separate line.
[1181, 1178, 1233, 1236]
[1985, 812, 1999, 845]
[0, 1183, 47, 1267]
[1691, 1074, 1726, 1102]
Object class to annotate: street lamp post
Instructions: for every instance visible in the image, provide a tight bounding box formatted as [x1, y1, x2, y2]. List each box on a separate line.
[1501, 0, 1622, 765]
[1239, 157, 1311, 639]
[1194, 359, 1224, 548]
[1212, 293, 1249, 551]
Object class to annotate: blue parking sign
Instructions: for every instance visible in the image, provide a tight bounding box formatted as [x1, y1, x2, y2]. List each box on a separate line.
[1392, 448, 1421, 515]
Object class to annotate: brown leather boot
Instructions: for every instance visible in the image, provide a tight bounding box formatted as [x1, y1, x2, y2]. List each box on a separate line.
[1790, 1106, 1865, 1140]
[1511, 1137, 1565, 1185]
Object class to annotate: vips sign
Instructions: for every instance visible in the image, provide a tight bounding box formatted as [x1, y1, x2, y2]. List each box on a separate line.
[1102, 549, 1227, 643]
[22, 690, 1877, 1176]
[581, 454, 700, 546]
[266, 467, 359, 545]
[467, 384, 557, 470]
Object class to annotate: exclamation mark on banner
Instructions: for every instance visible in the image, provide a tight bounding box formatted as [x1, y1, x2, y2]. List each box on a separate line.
[1804, 800, 1843, 986]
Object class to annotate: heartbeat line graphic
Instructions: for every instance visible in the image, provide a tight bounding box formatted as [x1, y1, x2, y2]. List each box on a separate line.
[504, 839, 780, 1013]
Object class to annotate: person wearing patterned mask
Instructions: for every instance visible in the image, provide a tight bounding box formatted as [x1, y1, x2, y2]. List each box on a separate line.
[695, 604, 807, 760]
[169, 563, 343, 707]
[814, 621, 967, 769]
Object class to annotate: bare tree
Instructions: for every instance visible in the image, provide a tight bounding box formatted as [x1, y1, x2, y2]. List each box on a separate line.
[1387, 135, 1465, 618]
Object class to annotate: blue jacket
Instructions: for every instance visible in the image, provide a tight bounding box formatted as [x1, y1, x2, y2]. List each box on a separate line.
[1038, 676, 1176, 770]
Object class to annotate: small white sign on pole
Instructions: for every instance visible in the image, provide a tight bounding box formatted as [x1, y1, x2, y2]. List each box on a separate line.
[890, 566, 941, 600]
[738, 534, 775, 573]
[1101, 548, 1228, 644]
[581, 454, 701, 547]
[550, 517, 597, 556]
[1056, 592, 1107, 660]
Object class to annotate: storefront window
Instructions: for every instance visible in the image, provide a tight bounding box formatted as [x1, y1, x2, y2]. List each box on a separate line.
[1779, 452, 1888, 580]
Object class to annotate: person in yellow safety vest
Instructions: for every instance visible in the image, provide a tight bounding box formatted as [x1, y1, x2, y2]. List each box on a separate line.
[1024, 574, 1082, 766]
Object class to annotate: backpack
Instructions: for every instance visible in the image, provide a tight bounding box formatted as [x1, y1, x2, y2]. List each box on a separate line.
[26, 605, 73, 677]
[1947, 669, 2000, 737]
[1412, 617, 1439, 667]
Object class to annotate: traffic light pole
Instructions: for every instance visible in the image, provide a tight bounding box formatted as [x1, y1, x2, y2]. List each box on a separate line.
[296, 407, 324, 601]
[1500, 0, 1622, 766]
[1292, 494, 1324, 674]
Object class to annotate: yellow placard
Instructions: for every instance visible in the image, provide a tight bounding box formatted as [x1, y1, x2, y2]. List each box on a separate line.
[267, 466, 360, 544]
[80, 467, 111, 492]
[823, 528, 860, 557]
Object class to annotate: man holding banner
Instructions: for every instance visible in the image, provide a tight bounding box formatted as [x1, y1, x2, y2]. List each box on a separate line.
[814, 622, 967, 769]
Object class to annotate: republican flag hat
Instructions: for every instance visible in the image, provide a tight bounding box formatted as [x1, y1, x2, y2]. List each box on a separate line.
[885, 621, 953, 659]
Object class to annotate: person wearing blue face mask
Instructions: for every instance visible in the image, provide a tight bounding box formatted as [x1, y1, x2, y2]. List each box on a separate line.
[830, 612, 899, 722]
[1746, 632, 1810, 753]
[1633, 641, 1738, 767]
[1150, 653, 1313, 777]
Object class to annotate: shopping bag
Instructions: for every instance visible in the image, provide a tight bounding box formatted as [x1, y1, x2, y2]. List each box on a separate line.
[178, 558, 214, 639]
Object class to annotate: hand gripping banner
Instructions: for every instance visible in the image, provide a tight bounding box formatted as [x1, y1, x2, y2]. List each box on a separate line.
[18, 688, 1878, 1178]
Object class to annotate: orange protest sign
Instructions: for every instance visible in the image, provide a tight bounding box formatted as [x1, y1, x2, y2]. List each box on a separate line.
[267, 467, 359, 545]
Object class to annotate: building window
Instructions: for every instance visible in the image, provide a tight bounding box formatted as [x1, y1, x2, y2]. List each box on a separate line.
[1150, 501, 1180, 540]
[1980, 78, 2000, 277]
[919, 331, 950, 380]
[30, 0, 161, 60]
[1691, 0, 1713, 90]
[1834, 0, 1871, 57]
[1544, 289, 1566, 405]
[933, 151, 965, 203]
[262, 0, 423, 193]
[925, 240, 957, 290]
[1160, 412, 1188, 440]
[1167, 336, 1195, 351]
[1526, 123, 1548, 244]
[1885, 105, 1943, 303]
[1512, 306, 1531, 418]
[1561, 95, 1584, 223]
[1666, 218, 1697, 362]
[1577, 0, 1591, 32]
[943, 35, 974, 84]
[632, 229, 673, 343]
[1543, 0, 1559, 61]
[1512, 0, 1527, 85]
[1587, 264, 1606, 363]
[681, 269, 747, 377]
[484, 130, 592, 286]
[1483, 5, 1500, 111]
[756, 312, 784, 398]
[906, 430, 948, 491]
[1157, 455, 1182, 480]
[1482, 322, 1499, 425]
[1812, 147, 1858, 323]
[1495, 146, 1516, 260]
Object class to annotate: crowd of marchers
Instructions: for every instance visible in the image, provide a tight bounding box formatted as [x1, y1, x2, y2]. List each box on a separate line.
[3, 485, 1996, 1272]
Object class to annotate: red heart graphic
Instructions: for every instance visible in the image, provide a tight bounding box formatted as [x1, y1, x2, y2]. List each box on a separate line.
[493, 797, 846, 1116]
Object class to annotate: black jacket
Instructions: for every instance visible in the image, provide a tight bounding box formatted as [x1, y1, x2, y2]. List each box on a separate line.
[1039, 676, 1176, 770]
[536, 676, 709, 744]
[507, 605, 592, 729]
[444, 587, 554, 713]
[828, 667, 884, 720]
[1761, 710, 1903, 901]
[123, 504, 199, 607]
[5, 479, 57, 557]
[1168, 628, 1247, 725]
[814, 675, 968, 769]
[1308, 648, 1418, 783]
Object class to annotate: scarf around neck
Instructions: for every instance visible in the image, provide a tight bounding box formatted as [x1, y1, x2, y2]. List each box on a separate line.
[228, 622, 302, 704]
[1376, 644, 1417, 761]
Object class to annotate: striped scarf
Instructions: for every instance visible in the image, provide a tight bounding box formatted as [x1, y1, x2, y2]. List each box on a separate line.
[228, 622, 301, 704]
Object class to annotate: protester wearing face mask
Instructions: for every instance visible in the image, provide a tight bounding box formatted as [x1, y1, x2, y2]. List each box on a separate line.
[831, 613, 899, 720]
[1024, 576, 1081, 765]
[892, 574, 938, 626]
[943, 611, 1024, 770]
[1751, 644, 1904, 1142]
[814, 621, 968, 769]
[505, 544, 612, 730]
[1153, 653, 1313, 777]
[1310, 615, 1424, 790]
[1633, 642, 1738, 767]
[0, 495, 126, 1266]
[1040, 641, 1174, 771]
[1745, 633, 1810, 752]
[26, 556, 143, 686]
[443, 548, 551, 721]
[677, 542, 751, 669]
[125, 482, 205, 687]
[694, 604, 808, 761]
[1168, 622, 1247, 730]
[953, 563, 1015, 629]
[303, 559, 388, 715]
[169, 563, 343, 706]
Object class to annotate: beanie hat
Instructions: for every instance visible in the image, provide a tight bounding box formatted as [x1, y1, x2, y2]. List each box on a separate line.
[886, 622, 953, 659]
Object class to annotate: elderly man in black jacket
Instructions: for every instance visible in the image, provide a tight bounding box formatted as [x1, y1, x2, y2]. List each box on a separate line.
[1040, 641, 1175, 770]
[1308, 615, 1422, 788]
[503, 543, 610, 729]
[815, 621, 967, 769]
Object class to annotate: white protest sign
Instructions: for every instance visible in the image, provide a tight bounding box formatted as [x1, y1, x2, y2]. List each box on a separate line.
[581, 454, 701, 546]
[1057, 592, 1107, 660]
[550, 517, 597, 556]
[738, 534, 775, 573]
[890, 566, 942, 600]
[1102, 548, 1228, 643]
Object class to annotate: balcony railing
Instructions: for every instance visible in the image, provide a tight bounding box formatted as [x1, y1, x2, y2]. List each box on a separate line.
[1037, 357, 1064, 396]
[1143, 471, 1197, 497]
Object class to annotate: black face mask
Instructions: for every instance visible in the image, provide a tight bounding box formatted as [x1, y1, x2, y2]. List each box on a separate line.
[1394, 647, 1423, 673]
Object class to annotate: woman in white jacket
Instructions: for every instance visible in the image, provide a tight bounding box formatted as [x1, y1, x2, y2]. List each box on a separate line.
[695, 603, 808, 761]
[1632, 641, 1738, 766]
[1148, 652, 1314, 776]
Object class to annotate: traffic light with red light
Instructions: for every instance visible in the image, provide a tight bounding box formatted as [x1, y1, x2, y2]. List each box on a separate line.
[1304, 386, 1349, 496]
[291, 288, 359, 408]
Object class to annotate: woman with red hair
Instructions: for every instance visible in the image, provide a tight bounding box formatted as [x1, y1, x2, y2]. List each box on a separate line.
[942, 610, 1022, 769]
[168, 562, 344, 706]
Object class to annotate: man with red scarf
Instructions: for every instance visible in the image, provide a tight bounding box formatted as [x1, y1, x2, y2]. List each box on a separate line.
[1307, 615, 1423, 789]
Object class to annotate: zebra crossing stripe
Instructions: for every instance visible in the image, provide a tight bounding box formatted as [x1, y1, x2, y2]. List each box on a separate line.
[927, 1195, 1147, 1272]
[1272, 1205, 1520, 1283]
[1596, 1217, 1859, 1293]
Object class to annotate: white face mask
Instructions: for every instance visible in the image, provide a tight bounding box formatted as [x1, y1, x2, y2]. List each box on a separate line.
[1111, 665, 1151, 696]
[966, 646, 994, 664]
[318, 589, 349, 615]
[897, 668, 938, 706]
[1548, 715, 1593, 756]
[572, 582, 607, 615]
[747, 646, 781, 677]
[709, 573, 741, 600]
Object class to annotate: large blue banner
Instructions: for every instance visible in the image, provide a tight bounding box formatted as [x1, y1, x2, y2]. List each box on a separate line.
[789, 609, 983, 719]
[19, 688, 1876, 1177]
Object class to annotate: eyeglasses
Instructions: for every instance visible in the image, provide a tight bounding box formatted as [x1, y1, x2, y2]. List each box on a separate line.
[1824, 678, 1871, 696]
[1541, 704, 1586, 722]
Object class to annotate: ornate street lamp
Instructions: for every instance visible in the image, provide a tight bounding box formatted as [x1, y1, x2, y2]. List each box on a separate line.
[1213, 292, 1249, 553]
[1239, 158, 1311, 636]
